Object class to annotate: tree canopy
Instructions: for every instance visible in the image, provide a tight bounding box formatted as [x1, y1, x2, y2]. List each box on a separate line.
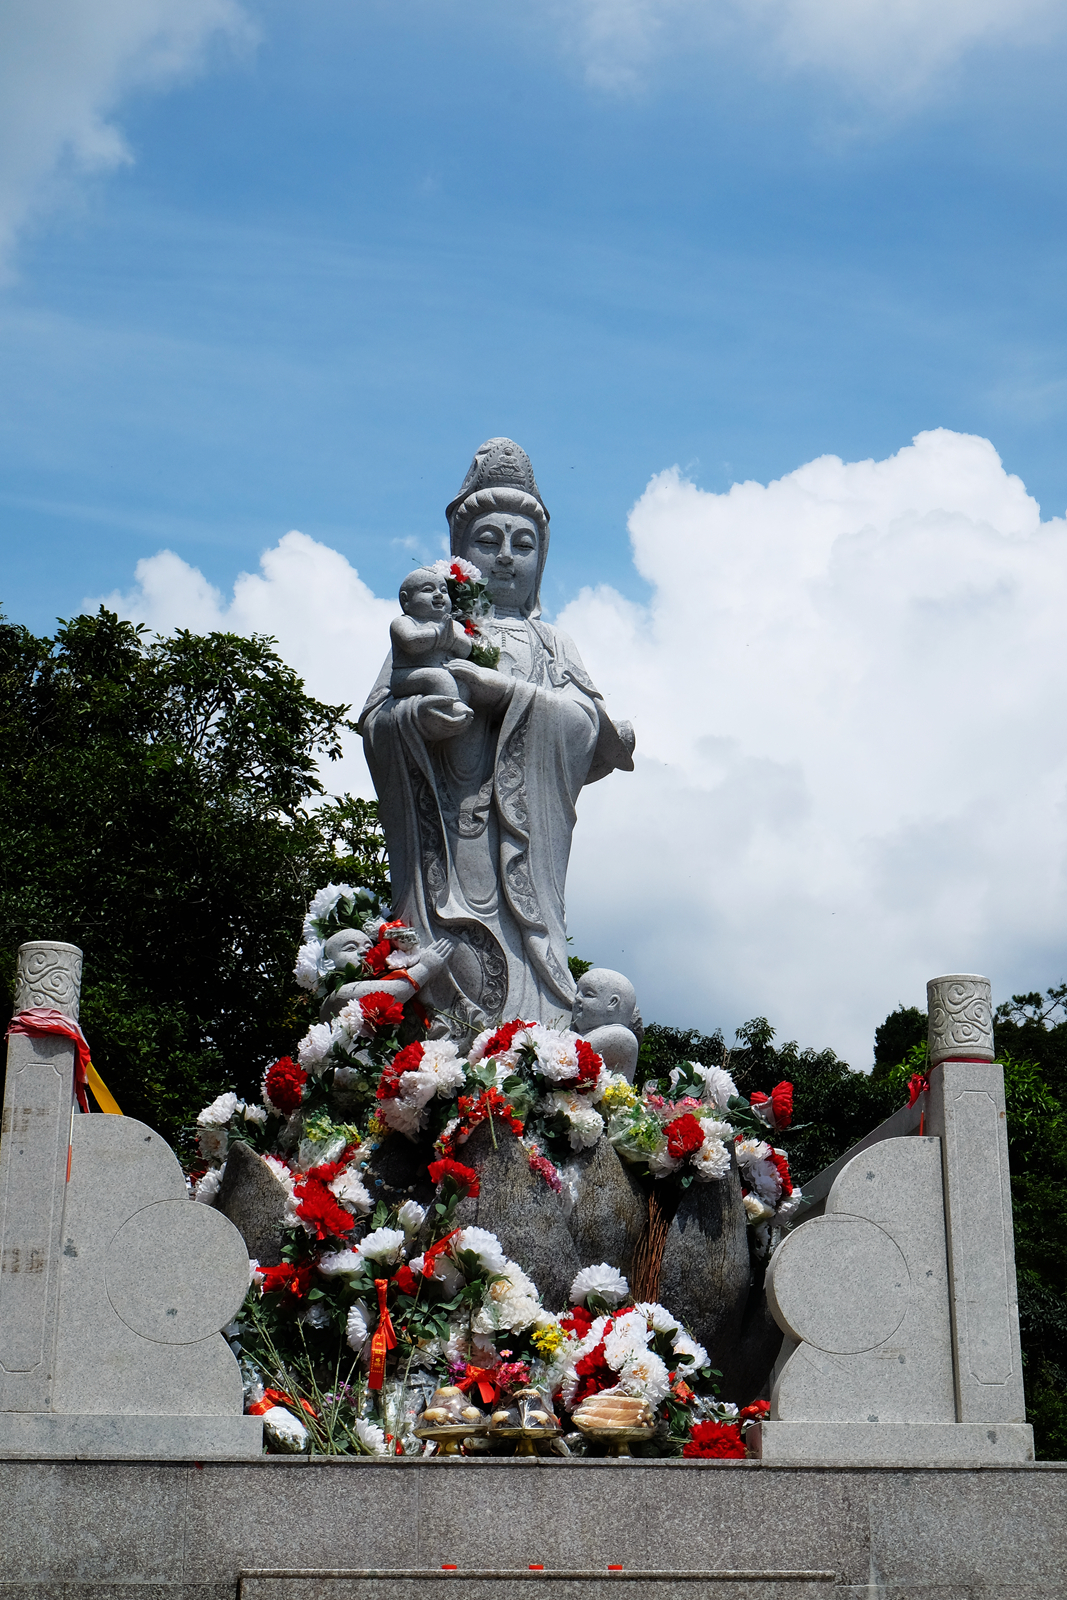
[0, 608, 388, 1148]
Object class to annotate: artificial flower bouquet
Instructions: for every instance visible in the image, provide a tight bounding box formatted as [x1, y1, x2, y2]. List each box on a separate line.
[429, 557, 500, 668]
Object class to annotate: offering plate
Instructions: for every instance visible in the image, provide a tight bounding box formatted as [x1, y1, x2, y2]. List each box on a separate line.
[413, 1423, 489, 1456]
[571, 1420, 655, 1457]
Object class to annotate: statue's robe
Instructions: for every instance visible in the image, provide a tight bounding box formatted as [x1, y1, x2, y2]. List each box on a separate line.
[359, 615, 632, 1029]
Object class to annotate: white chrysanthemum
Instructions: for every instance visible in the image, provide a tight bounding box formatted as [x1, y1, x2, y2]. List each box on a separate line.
[477, 1270, 543, 1334]
[617, 1347, 671, 1404]
[570, 1263, 630, 1307]
[303, 883, 355, 938]
[523, 1024, 580, 1083]
[318, 1248, 363, 1276]
[647, 1143, 682, 1177]
[241, 1103, 268, 1127]
[633, 1301, 679, 1335]
[546, 1090, 604, 1150]
[699, 1118, 735, 1142]
[355, 1417, 388, 1454]
[194, 1166, 223, 1204]
[294, 939, 327, 992]
[743, 1192, 775, 1224]
[198, 1125, 228, 1162]
[692, 1137, 731, 1182]
[301, 1301, 332, 1329]
[452, 1226, 508, 1275]
[262, 1154, 294, 1190]
[198, 1091, 241, 1126]
[346, 1302, 370, 1351]
[774, 1191, 803, 1227]
[734, 1137, 772, 1167]
[397, 1199, 426, 1235]
[603, 1314, 652, 1371]
[379, 1097, 425, 1137]
[699, 1063, 739, 1110]
[431, 555, 482, 582]
[747, 1156, 783, 1204]
[329, 1167, 372, 1214]
[334, 1000, 372, 1048]
[297, 1022, 335, 1072]
[356, 1226, 406, 1267]
[672, 1330, 709, 1371]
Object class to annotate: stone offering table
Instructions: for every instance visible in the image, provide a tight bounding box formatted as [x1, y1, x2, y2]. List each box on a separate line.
[0, 1454, 1065, 1599]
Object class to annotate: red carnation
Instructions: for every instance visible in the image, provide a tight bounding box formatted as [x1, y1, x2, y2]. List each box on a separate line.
[480, 1019, 535, 1059]
[750, 1090, 769, 1108]
[739, 1400, 771, 1424]
[666, 1112, 706, 1161]
[561, 1305, 594, 1339]
[682, 1419, 746, 1459]
[363, 940, 392, 976]
[428, 1157, 480, 1198]
[574, 1039, 604, 1093]
[263, 1056, 307, 1116]
[395, 1264, 418, 1295]
[770, 1149, 793, 1196]
[258, 1259, 313, 1300]
[463, 619, 477, 636]
[377, 1041, 424, 1101]
[359, 992, 406, 1032]
[292, 1167, 356, 1241]
[449, 562, 471, 584]
[571, 1339, 615, 1406]
[770, 1081, 793, 1129]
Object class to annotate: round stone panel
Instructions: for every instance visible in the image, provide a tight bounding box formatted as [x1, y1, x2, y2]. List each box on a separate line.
[105, 1199, 249, 1344]
[768, 1214, 909, 1354]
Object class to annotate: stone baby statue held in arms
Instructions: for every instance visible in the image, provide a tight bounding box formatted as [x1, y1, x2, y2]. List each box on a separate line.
[389, 567, 475, 719]
[360, 438, 635, 1033]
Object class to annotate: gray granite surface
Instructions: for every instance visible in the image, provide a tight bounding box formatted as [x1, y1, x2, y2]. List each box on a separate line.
[0, 1457, 1063, 1598]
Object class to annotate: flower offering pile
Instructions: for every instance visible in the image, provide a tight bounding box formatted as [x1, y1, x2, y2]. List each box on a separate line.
[188, 882, 803, 1459]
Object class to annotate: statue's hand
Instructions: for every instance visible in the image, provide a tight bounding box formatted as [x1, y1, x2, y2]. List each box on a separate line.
[449, 658, 515, 711]
[412, 694, 473, 740]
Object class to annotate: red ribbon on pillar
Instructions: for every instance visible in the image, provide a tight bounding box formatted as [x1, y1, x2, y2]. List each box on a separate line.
[6, 1008, 92, 1112]
[368, 1277, 399, 1391]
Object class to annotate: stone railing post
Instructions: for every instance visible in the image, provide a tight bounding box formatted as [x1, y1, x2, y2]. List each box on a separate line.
[0, 942, 83, 1412]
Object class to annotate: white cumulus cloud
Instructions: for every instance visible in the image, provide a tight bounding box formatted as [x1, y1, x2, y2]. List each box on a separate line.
[561, 428, 1067, 1065]
[89, 531, 394, 798]
[0, 0, 253, 273]
[89, 429, 1067, 1068]
[557, 0, 1064, 99]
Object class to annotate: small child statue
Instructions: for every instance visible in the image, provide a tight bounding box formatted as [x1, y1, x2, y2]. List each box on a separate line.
[390, 566, 474, 714]
[318, 924, 453, 1023]
[570, 967, 643, 1083]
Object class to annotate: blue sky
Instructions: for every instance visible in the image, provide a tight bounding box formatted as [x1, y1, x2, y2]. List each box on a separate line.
[3, 1, 1067, 1060]
[4, 0, 1067, 632]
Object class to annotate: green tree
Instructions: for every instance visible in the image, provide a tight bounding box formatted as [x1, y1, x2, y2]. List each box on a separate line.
[0, 608, 388, 1151]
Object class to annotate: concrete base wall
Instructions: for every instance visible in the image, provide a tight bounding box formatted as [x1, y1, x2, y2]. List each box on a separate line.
[2, 1455, 1065, 1599]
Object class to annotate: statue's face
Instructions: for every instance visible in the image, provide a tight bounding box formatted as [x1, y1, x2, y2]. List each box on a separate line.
[572, 970, 623, 1033]
[459, 512, 540, 613]
[402, 573, 450, 621]
[324, 927, 372, 972]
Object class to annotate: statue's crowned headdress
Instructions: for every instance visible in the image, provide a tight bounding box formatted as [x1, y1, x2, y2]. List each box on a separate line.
[446, 438, 549, 528]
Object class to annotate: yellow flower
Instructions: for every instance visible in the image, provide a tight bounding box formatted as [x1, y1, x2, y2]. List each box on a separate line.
[531, 1322, 564, 1358]
[601, 1080, 639, 1113]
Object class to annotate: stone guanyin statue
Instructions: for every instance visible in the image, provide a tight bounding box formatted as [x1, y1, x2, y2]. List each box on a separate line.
[359, 439, 635, 1034]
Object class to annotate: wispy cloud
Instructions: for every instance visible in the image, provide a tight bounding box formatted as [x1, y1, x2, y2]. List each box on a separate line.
[0, 0, 254, 273]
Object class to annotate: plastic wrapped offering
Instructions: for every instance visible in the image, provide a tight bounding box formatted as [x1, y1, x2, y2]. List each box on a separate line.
[414, 1385, 488, 1454]
[488, 1386, 560, 1453]
[571, 1390, 655, 1454]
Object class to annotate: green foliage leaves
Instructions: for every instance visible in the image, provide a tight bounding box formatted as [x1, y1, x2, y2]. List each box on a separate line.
[0, 607, 388, 1148]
